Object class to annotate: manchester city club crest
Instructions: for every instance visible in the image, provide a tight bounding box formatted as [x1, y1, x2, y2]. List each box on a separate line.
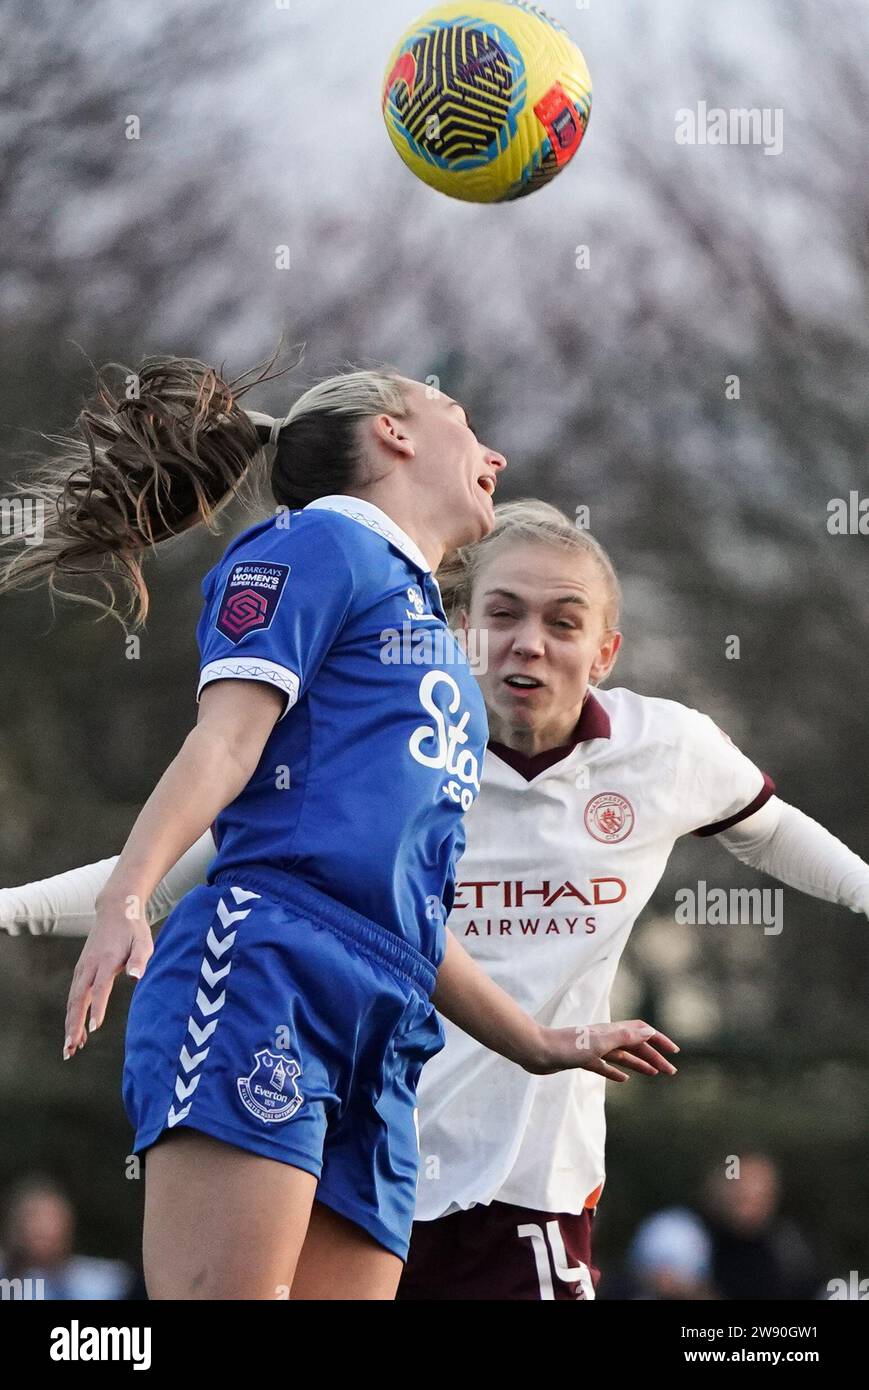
[237, 1048, 304, 1124]
[584, 791, 635, 843]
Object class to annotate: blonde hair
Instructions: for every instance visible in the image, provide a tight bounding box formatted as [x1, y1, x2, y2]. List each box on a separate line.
[280, 370, 407, 429]
[0, 348, 408, 625]
[438, 498, 622, 628]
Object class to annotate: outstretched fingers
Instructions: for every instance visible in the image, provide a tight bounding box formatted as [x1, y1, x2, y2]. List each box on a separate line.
[607, 1044, 677, 1076]
[64, 961, 98, 1059]
[63, 927, 152, 1060]
[606, 1048, 658, 1076]
[592, 1021, 681, 1081]
[619, 1040, 679, 1075]
[583, 1055, 631, 1083]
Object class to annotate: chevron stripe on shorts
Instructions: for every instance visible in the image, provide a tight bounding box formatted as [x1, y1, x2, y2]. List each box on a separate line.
[166, 886, 261, 1129]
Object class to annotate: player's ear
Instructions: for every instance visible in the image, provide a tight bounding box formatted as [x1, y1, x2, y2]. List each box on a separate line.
[590, 628, 621, 685]
[371, 412, 415, 458]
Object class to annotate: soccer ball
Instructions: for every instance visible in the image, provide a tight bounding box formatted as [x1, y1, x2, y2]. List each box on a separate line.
[381, 1, 592, 203]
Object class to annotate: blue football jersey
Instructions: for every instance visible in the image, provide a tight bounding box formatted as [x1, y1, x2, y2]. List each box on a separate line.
[195, 496, 488, 964]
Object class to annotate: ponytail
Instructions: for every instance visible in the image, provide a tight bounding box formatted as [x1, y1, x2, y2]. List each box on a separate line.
[1, 351, 409, 626]
[0, 348, 296, 625]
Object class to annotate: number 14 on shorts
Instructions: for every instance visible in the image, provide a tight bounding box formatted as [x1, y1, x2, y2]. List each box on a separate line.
[517, 1220, 595, 1300]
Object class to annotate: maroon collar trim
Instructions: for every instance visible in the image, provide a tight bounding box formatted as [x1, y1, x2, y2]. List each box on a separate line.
[487, 690, 612, 783]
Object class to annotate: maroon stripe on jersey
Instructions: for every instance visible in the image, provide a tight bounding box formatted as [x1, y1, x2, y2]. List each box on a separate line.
[396, 1201, 600, 1301]
[488, 691, 611, 783]
[692, 771, 777, 838]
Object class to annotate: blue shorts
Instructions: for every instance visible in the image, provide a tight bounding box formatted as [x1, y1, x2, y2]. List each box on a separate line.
[123, 867, 445, 1261]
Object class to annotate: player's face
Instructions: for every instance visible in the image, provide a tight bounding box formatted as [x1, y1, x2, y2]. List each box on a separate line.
[397, 380, 507, 548]
[462, 541, 622, 749]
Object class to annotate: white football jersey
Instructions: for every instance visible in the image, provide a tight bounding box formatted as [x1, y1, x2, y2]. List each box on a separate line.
[415, 685, 773, 1220]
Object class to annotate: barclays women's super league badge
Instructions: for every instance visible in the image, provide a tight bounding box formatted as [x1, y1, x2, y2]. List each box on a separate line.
[216, 562, 290, 643]
[237, 1049, 304, 1124]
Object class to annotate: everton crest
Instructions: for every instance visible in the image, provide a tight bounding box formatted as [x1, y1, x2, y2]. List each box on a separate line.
[237, 1048, 304, 1124]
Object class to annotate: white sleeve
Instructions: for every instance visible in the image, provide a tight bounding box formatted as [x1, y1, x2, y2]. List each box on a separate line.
[718, 797, 869, 917]
[0, 832, 215, 937]
[676, 707, 775, 838]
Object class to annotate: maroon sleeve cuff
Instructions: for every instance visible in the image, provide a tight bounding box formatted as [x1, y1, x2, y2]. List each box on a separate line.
[692, 772, 777, 838]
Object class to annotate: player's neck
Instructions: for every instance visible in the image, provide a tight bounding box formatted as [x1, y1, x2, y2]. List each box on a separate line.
[346, 485, 445, 572]
[487, 712, 582, 757]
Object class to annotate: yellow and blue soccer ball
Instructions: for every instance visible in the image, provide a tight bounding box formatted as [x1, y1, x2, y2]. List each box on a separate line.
[381, 1, 592, 203]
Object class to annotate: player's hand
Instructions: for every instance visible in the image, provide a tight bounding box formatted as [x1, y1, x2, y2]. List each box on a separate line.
[528, 1019, 679, 1081]
[63, 898, 153, 1060]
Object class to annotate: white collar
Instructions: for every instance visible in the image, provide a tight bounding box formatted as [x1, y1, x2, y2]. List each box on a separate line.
[304, 495, 432, 574]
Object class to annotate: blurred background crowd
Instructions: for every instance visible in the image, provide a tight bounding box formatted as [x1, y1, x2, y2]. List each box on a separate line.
[0, 1153, 836, 1299]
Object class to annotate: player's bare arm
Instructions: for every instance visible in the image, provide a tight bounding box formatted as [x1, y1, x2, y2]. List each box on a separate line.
[64, 679, 283, 1058]
[433, 928, 678, 1081]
